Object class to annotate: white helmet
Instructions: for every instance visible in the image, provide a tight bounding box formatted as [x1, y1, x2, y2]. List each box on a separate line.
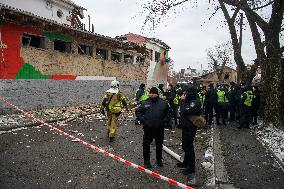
[110, 80, 119, 88]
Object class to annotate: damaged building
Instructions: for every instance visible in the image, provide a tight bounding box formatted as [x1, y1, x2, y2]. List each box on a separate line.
[0, 0, 170, 84]
[0, 0, 171, 113]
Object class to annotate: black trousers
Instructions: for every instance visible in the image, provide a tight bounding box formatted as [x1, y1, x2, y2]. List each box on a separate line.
[143, 127, 164, 161]
[205, 104, 214, 124]
[239, 106, 251, 128]
[216, 104, 228, 124]
[251, 107, 258, 123]
[182, 125, 197, 173]
[229, 103, 237, 121]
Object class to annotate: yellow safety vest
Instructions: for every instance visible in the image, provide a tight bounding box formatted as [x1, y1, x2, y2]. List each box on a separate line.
[173, 94, 181, 105]
[217, 89, 229, 103]
[244, 91, 253, 107]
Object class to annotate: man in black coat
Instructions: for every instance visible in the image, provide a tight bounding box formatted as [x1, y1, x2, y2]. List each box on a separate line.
[164, 84, 176, 129]
[136, 87, 172, 168]
[176, 85, 202, 186]
[204, 83, 217, 125]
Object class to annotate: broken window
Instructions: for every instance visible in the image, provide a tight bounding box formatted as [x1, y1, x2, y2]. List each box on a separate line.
[111, 52, 121, 63]
[155, 51, 161, 62]
[96, 48, 108, 60]
[21, 33, 47, 49]
[78, 44, 93, 56]
[136, 56, 145, 64]
[54, 40, 71, 53]
[124, 54, 134, 64]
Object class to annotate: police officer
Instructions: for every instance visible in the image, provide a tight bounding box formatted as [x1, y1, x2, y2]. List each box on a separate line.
[164, 84, 175, 129]
[100, 80, 128, 142]
[198, 86, 206, 115]
[204, 83, 217, 125]
[238, 86, 253, 129]
[136, 83, 148, 103]
[173, 87, 182, 126]
[136, 87, 172, 168]
[176, 85, 202, 186]
[216, 84, 229, 125]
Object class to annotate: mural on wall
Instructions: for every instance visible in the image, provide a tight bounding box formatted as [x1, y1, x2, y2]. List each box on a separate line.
[0, 20, 76, 80]
[153, 47, 169, 82]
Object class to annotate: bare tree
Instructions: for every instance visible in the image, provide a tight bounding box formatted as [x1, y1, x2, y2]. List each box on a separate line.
[140, 0, 284, 126]
[207, 41, 233, 82]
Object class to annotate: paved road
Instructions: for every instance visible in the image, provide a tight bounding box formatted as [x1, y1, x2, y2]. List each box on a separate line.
[0, 113, 211, 189]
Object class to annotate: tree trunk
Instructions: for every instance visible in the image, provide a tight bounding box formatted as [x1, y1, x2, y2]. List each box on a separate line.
[219, 0, 246, 83]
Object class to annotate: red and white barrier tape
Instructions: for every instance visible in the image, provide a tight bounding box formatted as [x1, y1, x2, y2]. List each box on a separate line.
[0, 96, 194, 189]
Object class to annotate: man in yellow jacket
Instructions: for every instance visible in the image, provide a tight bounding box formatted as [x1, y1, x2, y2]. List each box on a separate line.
[100, 80, 128, 142]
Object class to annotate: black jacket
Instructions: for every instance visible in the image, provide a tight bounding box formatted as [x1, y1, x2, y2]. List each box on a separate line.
[136, 98, 172, 129]
[179, 97, 202, 130]
[252, 90, 261, 110]
[204, 88, 217, 106]
[164, 89, 175, 107]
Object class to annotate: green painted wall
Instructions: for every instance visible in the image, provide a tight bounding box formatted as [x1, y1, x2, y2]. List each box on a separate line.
[15, 63, 50, 79]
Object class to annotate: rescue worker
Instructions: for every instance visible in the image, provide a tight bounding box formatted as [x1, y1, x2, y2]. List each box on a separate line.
[136, 87, 172, 168]
[176, 85, 202, 186]
[238, 86, 253, 129]
[251, 85, 260, 125]
[204, 83, 217, 125]
[100, 80, 128, 142]
[216, 84, 229, 125]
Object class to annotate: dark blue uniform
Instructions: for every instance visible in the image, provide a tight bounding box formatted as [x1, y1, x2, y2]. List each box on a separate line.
[178, 91, 202, 174]
[136, 97, 172, 166]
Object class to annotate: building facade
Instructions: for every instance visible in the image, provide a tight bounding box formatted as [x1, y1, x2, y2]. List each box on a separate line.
[116, 33, 171, 87]
[0, 1, 158, 81]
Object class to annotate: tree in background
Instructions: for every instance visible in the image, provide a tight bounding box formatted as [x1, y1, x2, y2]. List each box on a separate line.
[139, 0, 284, 127]
[206, 41, 234, 82]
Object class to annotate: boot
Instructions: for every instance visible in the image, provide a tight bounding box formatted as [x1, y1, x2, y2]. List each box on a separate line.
[176, 162, 187, 169]
[109, 137, 114, 142]
[144, 161, 152, 169]
[156, 159, 163, 167]
[186, 173, 197, 186]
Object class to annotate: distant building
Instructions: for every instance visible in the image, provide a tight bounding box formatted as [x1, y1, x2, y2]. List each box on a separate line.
[174, 66, 208, 84]
[199, 66, 237, 87]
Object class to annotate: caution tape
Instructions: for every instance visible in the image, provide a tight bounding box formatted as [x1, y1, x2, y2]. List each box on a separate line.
[0, 96, 194, 189]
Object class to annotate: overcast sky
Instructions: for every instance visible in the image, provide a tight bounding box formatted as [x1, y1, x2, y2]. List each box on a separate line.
[72, 0, 262, 72]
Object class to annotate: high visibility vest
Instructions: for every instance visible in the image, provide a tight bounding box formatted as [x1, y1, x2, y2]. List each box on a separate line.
[198, 92, 205, 103]
[139, 92, 148, 102]
[173, 94, 181, 105]
[244, 91, 253, 107]
[217, 89, 229, 103]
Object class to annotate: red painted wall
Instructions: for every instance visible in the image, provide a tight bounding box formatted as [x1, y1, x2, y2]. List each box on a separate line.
[0, 22, 42, 79]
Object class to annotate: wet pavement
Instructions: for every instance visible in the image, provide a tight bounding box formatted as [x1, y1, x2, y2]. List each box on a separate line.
[0, 107, 212, 189]
[0, 104, 283, 188]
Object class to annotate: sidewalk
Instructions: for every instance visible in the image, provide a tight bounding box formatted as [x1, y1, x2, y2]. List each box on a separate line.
[216, 122, 284, 188]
